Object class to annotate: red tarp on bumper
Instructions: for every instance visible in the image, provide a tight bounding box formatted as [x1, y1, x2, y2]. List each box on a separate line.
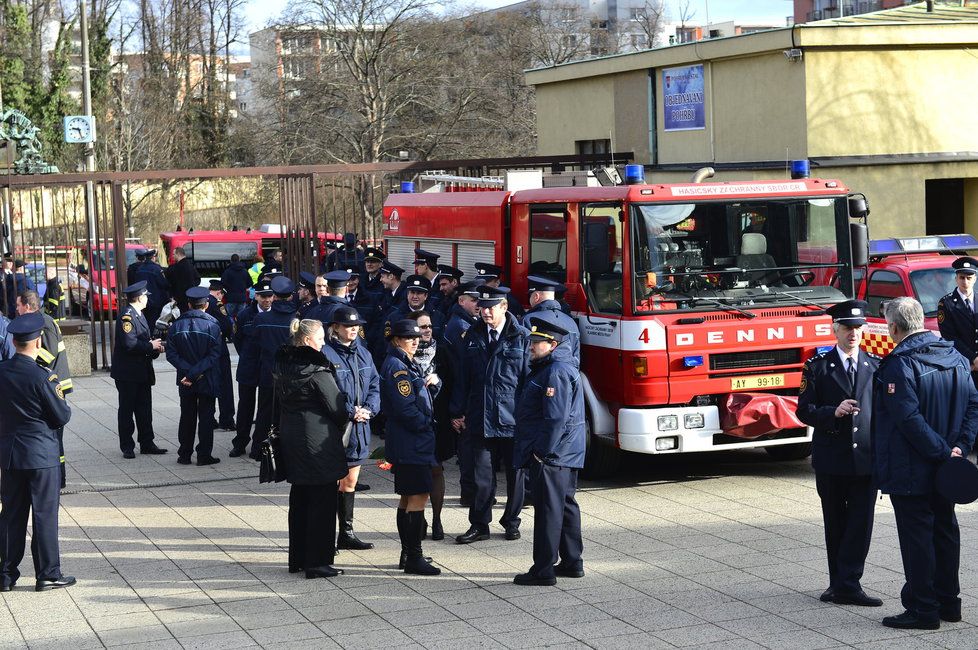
[721, 392, 805, 439]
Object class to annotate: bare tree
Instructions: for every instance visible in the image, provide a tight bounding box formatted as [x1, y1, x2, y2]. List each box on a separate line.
[633, 0, 665, 48]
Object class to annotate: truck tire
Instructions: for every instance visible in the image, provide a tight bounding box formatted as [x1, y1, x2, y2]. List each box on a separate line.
[764, 442, 812, 461]
[581, 412, 621, 480]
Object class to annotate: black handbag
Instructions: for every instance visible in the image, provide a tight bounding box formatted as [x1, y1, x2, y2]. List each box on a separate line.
[259, 392, 287, 483]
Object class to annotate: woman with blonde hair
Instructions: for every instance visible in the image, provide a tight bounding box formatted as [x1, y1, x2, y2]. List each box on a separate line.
[274, 318, 349, 578]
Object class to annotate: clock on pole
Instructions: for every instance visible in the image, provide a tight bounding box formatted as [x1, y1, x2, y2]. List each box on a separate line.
[63, 115, 96, 144]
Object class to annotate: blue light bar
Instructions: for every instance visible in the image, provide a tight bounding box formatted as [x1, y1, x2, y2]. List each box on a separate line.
[400, 181, 415, 193]
[817, 345, 834, 355]
[683, 355, 703, 367]
[869, 239, 902, 255]
[624, 164, 645, 185]
[942, 234, 978, 250]
[870, 234, 978, 257]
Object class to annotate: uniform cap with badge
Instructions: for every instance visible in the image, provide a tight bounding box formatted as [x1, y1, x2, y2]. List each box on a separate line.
[476, 285, 510, 308]
[270, 276, 295, 297]
[186, 286, 210, 303]
[413, 248, 439, 267]
[298, 271, 317, 291]
[345, 267, 360, 278]
[208, 279, 224, 292]
[528, 317, 569, 343]
[363, 247, 385, 262]
[254, 280, 274, 296]
[459, 280, 485, 297]
[331, 305, 366, 326]
[527, 275, 566, 294]
[122, 280, 150, 299]
[389, 319, 423, 338]
[825, 299, 869, 326]
[8, 312, 45, 343]
[436, 264, 463, 281]
[474, 262, 502, 280]
[380, 261, 405, 278]
[325, 270, 352, 288]
[404, 274, 431, 293]
[952, 256, 978, 276]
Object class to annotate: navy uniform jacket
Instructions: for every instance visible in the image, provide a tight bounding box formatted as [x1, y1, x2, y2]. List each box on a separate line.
[0, 313, 14, 360]
[796, 349, 879, 476]
[385, 303, 445, 341]
[165, 310, 223, 396]
[363, 271, 383, 297]
[872, 331, 978, 495]
[255, 301, 298, 387]
[937, 290, 978, 365]
[523, 299, 581, 368]
[127, 261, 143, 286]
[307, 295, 348, 327]
[347, 289, 377, 324]
[206, 296, 233, 358]
[378, 284, 407, 317]
[3, 272, 34, 317]
[443, 307, 476, 369]
[233, 303, 263, 385]
[380, 346, 436, 465]
[324, 248, 365, 274]
[220, 262, 253, 303]
[110, 305, 159, 385]
[323, 337, 381, 463]
[165, 258, 200, 305]
[0, 355, 71, 469]
[297, 299, 317, 318]
[513, 353, 585, 469]
[450, 312, 530, 439]
[135, 261, 171, 307]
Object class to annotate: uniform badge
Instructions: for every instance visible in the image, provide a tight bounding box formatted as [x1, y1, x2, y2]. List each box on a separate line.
[545, 387, 555, 397]
[55, 384, 65, 400]
[359, 329, 365, 339]
[460, 330, 467, 339]
[397, 379, 412, 396]
[384, 323, 391, 338]
[393, 369, 408, 378]
[799, 377, 808, 393]
[48, 373, 59, 383]
[938, 309, 945, 324]
[122, 321, 133, 333]
[887, 383, 896, 394]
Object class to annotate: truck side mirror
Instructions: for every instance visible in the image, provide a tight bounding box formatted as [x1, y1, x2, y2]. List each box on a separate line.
[850, 222, 868, 267]
[583, 222, 612, 275]
[848, 194, 870, 219]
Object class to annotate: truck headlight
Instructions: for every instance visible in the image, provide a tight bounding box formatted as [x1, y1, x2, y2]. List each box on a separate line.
[684, 413, 705, 429]
[657, 415, 678, 431]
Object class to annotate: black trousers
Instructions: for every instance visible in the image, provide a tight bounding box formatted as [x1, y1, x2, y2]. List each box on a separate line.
[814, 473, 876, 593]
[0, 467, 62, 583]
[890, 492, 960, 619]
[527, 463, 583, 578]
[469, 435, 523, 530]
[289, 484, 338, 571]
[177, 391, 216, 460]
[217, 353, 235, 426]
[116, 380, 155, 452]
[456, 428, 475, 501]
[232, 383, 257, 451]
[252, 385, 280, 452]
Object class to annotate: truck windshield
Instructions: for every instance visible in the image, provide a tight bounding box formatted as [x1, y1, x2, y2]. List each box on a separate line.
[631, 198, 852, 313]
[910, 268, 955, 317]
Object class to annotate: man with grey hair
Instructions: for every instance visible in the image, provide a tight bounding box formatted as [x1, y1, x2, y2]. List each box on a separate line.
[873, 296, 978, 630]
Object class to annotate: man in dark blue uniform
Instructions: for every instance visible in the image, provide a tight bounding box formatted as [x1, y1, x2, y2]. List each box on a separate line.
[206, 280, 236, 431]
[512, 319, 585, 586]
[523, 275, 580, 367]
[166, 286, 223, 466]
[443, 281, 482, 506]
[251, 276, 297, 460]
[797, 300, 882, 607]
[308, 270, 351, 326]
[385, 276, 445, 341]
[0, 311, 14, 359]
[362, 247, 385, 297]
[324, 233, 364, 273]
[220, 253, 253, 322]
[0, 312, 75, 592]
[474, 262, 524, 318]
[3, 259, 35, 318]
[413, 249, 442, 314]
[451, 286, 530, 543]
[230, 280, 273, 457]
[111, 282, 167, 459]
[435, 265, 463, 318]
[874, 296, 978, 630]
[345, 267, 375, 321]
[135, 249, 170, 328]
[296, 271, 318, 318]
[127, 249, 146, 286]
[936, 256, 978, 389]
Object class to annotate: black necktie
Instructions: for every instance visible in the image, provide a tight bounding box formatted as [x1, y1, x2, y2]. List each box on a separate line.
[846, 357, 856, 391]
[489, 328, 498, 350]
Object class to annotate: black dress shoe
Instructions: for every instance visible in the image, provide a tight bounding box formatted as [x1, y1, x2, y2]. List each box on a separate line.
[355, 483, 370, 492]
[831, 589, 882, 607]
[455, 527, 490, 544]
[197, 456, 221, 466]
[819, 587, 835, 603]
[554, 563, 585, 578]
[229, 447, 246, 458]
[881, 611, 940, 630]
[177, 457, 192, 465]
[140, 445, 168, 455]
[0, 582, 14, 592]
[939, 605, 962, 623]
[514, 572, 556, 586]
[504, 528, 521, 541]
[35, 576, 76, 591]
[306, 566, 344, 579]
[122, 450, 136, 459]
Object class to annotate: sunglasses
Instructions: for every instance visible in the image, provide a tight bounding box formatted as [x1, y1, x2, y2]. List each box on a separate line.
[418, 324, 433, 330]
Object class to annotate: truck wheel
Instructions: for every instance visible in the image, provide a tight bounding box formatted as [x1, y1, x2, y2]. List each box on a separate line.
[764, 442, 812, 461]
[581, 412, 621, 480]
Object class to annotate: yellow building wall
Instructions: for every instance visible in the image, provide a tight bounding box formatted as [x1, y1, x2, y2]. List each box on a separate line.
[535, 77, 619, 157]
[806, 48, 978, 157]
[612, 69, 655, 164]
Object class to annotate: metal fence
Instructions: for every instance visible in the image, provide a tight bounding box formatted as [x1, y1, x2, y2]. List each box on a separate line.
[1, 152, 632, 369]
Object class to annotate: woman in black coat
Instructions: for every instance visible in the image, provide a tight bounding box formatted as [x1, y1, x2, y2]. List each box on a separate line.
[274, 318, 349, 579]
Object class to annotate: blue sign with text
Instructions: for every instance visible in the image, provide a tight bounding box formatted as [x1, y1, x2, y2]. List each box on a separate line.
[662, 64, 706, 131]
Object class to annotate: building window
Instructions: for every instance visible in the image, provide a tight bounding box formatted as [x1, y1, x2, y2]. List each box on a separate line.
[239, 102, 247, 111]
[530, 206, 567, 282]
[576, 139, 611, 156]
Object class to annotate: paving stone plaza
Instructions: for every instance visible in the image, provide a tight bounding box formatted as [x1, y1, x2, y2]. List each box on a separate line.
[2, 361, 977, 649]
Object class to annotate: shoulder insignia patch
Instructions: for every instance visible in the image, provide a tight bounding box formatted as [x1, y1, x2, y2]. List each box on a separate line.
[799, 376, 808, 393]
[393, 369, 409, 378]
[397, 379, 412, 397]
[122, 321, 134, 333]
[48, 373, 59, 383]
[55, 383, 65, 400]
[545, 386, 555, 397]
[121, 314, 132, 321]
[359, 329, 365, 339]
[938, 309, 945, 324]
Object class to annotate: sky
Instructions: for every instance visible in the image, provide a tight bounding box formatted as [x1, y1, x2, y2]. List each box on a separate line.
[243, 0, 792, 36]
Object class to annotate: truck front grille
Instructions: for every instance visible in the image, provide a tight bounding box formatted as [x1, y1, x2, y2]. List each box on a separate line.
[709, 348, 800, 371]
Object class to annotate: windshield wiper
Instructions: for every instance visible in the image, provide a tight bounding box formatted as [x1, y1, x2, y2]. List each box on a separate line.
[660, 287, 757, 319]
[755, 289, 829, 310]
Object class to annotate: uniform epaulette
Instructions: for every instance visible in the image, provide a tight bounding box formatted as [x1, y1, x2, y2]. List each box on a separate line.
[121, 314, 132, 321]
[803, 351, 828, 367]
[865, 351, 883, 361]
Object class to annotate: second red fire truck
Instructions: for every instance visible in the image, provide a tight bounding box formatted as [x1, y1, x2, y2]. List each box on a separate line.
[383, 167, 871, 477]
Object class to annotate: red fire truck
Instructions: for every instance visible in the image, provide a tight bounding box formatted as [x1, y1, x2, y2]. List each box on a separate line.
[383, 171, 870, 476]
[855, 234, 978, 356]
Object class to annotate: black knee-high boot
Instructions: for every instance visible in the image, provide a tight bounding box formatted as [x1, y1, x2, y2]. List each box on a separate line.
[337, 491, 374, 550]
[403, 510, 440, 576]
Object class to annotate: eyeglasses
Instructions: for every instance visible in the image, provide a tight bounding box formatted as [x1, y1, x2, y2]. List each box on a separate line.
[418, 324, 433, 329]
